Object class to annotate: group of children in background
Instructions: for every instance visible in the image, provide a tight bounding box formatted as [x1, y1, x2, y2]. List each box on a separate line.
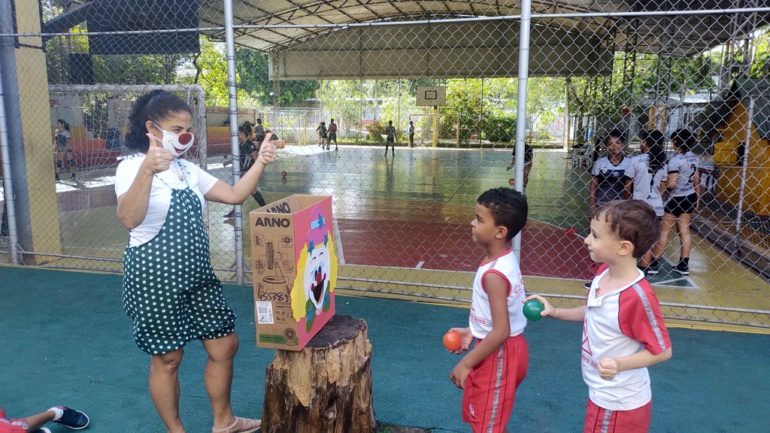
[590, 128, 701, 276]
[315, 119, 338, 150]
[315, 118, 408, 155]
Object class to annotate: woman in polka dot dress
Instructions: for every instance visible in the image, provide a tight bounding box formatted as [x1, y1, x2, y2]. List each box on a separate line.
[115, 90, 276, 433]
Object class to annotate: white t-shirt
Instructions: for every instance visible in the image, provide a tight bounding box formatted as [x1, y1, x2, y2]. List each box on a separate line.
[583, 266, 671, 411]
[468, 249, 527, 339]
[624, 154, 667, 216]
[591, 155, 632, 205]
[667, 151, 699, 197]
[115, 154, 220, 247]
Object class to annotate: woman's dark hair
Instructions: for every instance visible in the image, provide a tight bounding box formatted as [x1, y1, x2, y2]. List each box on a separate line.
[56, 119, 70, 131]
[671, 128, 695, 153]
[238, 125, 249, 137]
[645, 129, 667, 172]
[125, 90, 192, 152]
[604, 128, 626, 145]
[241, 121, 253, 136]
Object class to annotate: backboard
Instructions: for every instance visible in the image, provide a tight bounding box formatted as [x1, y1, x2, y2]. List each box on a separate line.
[416, 86, 447, 106]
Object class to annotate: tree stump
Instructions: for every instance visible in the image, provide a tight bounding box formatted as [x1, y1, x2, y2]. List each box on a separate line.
[262, 315, 375, 433]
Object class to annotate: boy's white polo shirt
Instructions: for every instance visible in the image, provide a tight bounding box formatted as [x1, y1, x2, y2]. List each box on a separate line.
[582, 266, 671, 411]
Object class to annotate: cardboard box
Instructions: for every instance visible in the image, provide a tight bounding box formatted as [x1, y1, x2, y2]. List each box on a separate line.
[249, 195, 337, 350]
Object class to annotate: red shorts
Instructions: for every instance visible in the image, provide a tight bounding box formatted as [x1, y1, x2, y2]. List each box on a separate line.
[0, 408, 29, 433]
[584, 399, 652, 433]
[462, 334, 529, 433]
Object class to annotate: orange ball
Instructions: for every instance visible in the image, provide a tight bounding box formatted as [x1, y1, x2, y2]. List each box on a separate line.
[443, 330, 462, 352]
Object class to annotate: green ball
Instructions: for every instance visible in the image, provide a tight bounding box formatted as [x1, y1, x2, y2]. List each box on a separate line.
[523, 299, 545, 321]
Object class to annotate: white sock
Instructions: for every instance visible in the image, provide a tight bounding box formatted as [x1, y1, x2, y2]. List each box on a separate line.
[48, 406, 64, 421]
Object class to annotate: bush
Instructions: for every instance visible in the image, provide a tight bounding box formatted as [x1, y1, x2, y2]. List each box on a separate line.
[482, 116, 516, 143]
[367, 121, 386, 143]
[367, 121, 401, 143]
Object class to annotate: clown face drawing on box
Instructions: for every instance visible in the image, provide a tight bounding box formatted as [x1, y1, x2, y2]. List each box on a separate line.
[305, 227, 330, 312]
[293, 207, 333, 332]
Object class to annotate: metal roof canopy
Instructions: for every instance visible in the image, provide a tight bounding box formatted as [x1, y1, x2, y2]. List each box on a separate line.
[198, 0, 770, 80]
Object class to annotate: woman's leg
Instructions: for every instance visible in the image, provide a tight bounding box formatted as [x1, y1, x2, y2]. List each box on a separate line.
[55, 150, 64, 180]
[202, 333, 239, 430]
[251, 189, 266, 207]
[523, 164, 532, 187]
[66, 149, 77, 178]
[150, 349, 186, 433]
[652, 213, 676, 261]
[677, 213, 693, 260]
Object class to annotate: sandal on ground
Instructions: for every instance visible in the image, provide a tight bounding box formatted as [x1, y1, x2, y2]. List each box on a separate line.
[212, 417, 261, 433]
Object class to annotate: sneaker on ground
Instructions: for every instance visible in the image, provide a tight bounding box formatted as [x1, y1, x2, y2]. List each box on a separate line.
[675, 261, 689, 275]
[54, 407, 89, 430]
[583, 280, 592, 290]
[34, 428, 52, 433]
[223, 210, 235, 219]
[644, 259, 660, 275]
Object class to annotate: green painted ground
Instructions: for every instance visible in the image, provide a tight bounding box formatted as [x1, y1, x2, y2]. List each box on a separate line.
[1, 266, 767, 432]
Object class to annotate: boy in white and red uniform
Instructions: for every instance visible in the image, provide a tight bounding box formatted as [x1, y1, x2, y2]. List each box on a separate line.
[527, 200, 672, 433]
[447, 187, 529, 433]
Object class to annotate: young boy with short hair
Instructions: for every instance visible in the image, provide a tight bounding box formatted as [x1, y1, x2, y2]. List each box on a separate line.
[527, 200, 672, 433]
[447, 187, 529, 433]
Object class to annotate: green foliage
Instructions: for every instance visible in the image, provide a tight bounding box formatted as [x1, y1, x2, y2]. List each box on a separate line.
[317, 80, 365, 134]
[44, 27, 185, 86]
[750, 29, 770, 79]
[236, 49, 319, 105]
[482, 116, 516, 143]
[439, 79, 486, 141]
[566, 52, 719, 121]
[177, 37, 232, 106]
[367, 121, 386, 143]
[92, 54, 183, 85]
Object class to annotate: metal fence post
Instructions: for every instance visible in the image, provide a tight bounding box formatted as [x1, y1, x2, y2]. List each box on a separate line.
[0, 59, 19, 264]
[513, 0, 532, 261]
[734, 95, 755, 255]
[223, 0, 244, 284]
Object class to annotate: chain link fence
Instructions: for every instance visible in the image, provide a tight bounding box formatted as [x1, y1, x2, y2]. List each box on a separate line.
[1, 0, 769, 328]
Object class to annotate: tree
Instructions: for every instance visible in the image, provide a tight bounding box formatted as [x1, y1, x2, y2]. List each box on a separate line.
[42, 1, 188, 86]
[236, 49, 319, 105]
[750, 28, 770, 79]
[317, 80, 369, 137]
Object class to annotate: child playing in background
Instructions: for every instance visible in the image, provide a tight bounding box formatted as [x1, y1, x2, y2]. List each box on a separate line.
[447, 187, 529, 433]
[526, 200, 672, 433]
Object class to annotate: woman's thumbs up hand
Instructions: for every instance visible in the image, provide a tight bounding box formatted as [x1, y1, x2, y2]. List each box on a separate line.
[142, 133, 175, 175]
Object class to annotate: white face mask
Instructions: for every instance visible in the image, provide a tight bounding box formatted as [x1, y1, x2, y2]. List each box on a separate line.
[151, 122, 195, 157]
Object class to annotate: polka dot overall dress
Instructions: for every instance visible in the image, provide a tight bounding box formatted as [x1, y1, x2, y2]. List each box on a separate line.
[122, 171, 235, 355]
